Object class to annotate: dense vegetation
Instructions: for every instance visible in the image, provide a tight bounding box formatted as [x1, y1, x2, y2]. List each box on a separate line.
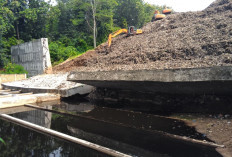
[0, 63, 28, 74]
[0, 0, 165, 67]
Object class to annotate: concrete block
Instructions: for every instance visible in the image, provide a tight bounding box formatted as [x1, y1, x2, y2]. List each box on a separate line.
[11, 38, 52, 77]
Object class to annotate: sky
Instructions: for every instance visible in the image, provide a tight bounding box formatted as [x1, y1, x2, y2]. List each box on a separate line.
[144, 0, 215, 12]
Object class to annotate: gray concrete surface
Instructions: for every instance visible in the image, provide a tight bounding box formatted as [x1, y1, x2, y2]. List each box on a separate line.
[1, 74, 94, 97]
[68, 66, 232, 95]
[11, 38, 52, 77]
[1, 83, 93, 97]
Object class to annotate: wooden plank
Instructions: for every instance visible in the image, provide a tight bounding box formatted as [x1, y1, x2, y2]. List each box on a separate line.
[0, 93, 33, 98]
[0, 89, 11, 92]
[0, 91, 21, 95]
[0, 93, 60, 109]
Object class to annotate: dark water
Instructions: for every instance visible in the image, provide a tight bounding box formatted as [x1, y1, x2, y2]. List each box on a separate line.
[0, 118, 109, 157]
[0, 100, 223, 157]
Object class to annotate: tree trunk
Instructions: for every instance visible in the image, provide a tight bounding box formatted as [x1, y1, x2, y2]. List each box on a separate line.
[16, 22, 20, 40]
[93, 14, 96, 48]
[91, 0, 97, 48]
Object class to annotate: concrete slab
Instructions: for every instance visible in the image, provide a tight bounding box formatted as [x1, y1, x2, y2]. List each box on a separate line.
[1, 74, 94, 97]
[1, 83, 94, 97]
[68, 66, 232, 95]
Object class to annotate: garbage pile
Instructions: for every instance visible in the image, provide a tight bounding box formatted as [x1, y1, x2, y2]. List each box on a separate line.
[54, 0, 232, 72]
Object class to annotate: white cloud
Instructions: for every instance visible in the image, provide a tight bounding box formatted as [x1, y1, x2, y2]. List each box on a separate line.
[144, 0, 215, 12]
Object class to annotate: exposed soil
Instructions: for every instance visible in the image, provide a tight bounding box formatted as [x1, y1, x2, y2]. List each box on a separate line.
[172, 114, 232, 157]
[53, 0, 232, 73]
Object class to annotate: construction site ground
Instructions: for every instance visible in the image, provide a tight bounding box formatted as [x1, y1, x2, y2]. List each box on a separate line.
[53, 0, 232, 156]
[4, 0, 232, 156]
[53, 0, 232, 73]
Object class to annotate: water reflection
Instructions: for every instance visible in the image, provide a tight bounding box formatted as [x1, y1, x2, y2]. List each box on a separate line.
[0, 118, 109, 157]
[10, 104, 222, 157]
[59, 101, 94, 113]
[13, 106, 52, 128]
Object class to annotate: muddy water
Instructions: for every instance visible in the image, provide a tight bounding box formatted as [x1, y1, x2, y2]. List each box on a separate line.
[0, 100, 223, 157]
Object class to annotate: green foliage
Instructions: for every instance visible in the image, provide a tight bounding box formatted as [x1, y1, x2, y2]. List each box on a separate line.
[49, 39, 88, 65]
[0, 63, 28, 74]
[0, 138, 5, 145]
[0, 53, 9, 68]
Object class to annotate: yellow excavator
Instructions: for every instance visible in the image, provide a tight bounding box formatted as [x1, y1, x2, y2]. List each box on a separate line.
[152, 8, 172, 21]
[108, 26, 142, 47]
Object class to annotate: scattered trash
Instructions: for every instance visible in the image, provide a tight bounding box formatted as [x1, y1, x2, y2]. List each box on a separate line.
[225, 114, 230, 118]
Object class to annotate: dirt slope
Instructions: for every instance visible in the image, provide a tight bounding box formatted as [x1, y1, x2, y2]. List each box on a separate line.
[53, 0, 232, 73]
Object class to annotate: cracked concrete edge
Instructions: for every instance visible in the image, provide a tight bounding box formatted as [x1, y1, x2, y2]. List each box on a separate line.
[67, 66, 232, 82]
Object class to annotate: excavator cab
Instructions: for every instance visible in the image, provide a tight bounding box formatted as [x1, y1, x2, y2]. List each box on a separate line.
[128, 26, 136, 35]
[128, 26, 142, 35]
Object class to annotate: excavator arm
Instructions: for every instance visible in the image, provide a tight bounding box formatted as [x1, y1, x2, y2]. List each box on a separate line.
[108, 29, 128, 47]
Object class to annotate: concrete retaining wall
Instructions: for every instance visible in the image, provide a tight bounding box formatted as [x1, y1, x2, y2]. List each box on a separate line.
[11, 38, 52, 77]
[68, 66, 232, 95]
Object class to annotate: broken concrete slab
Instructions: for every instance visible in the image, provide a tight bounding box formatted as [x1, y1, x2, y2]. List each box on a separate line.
[1, 83, 94, 97]
[67, 66, 232, 95]
[1, 74, 94, 97]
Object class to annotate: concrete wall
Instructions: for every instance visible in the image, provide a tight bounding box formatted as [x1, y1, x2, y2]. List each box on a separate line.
[11, 38, 52, 77]
[0, 74, 26, 89]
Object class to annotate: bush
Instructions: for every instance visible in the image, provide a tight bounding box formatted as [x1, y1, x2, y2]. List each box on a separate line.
[49, 40, 86, 65]
[0, 63, 28, 74]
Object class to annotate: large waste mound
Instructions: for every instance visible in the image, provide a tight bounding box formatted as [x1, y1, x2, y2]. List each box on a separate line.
[54, 0, 232, 72]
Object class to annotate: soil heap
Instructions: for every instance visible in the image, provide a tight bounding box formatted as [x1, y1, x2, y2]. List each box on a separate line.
[54, 0, 232, 73]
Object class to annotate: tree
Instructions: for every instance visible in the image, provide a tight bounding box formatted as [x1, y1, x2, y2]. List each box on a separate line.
[85, 0, 117, 48]
[0, 0, 14, 67]
[114, 0, 164, 28]
[90, 0, 97, 48]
